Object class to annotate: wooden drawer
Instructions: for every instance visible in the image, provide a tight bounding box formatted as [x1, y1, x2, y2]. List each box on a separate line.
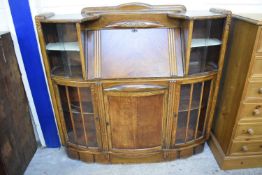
[251, 57, 262, 78]
[244, 80, 262, 102]
[230, 141, 262, 155]
[235, 123, 262, 139]
[239, 103, 262, 120]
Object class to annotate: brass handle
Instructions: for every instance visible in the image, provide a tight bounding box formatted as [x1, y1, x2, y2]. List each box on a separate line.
[241, 145, 248, 152]
[253, 109, 261, 116]
[258, 88, 262, 94]
[247, 128, 254, 135]
[104, 84, 167, 92]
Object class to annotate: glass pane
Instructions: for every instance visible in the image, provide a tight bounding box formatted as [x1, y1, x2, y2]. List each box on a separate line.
[68, 87, 80, 112]
[189, 19, 224, 75]
[187, 82, 203, 141]
[187, 109, 198, 141]
[175, 111, 187, 144]
[197, 80, 211, 137]
[80, 88, 94, 113]
[58, 86, 74, 143]
[84, 114, 98, 147]
[179, 84, 191, 112]
[191, 82, 202, 110]
[42, 23, 82, 78]
[73, 112, 86, 145]
[176, 84, 191, 144]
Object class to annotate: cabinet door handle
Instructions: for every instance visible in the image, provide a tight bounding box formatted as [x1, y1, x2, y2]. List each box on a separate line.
[247, 128, 254, 135]
[104, 84, 167, 92]
[258, 88, 262, 94]
[253, 109, 261, 116]
[241, 145, 248, 152]
[105, 21, 164, 28]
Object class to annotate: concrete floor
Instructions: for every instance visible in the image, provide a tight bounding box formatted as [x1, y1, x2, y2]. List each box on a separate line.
[25, 144, 262, 175]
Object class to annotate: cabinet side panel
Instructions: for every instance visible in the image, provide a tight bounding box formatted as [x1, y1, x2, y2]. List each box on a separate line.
[213, 19, 258, 153]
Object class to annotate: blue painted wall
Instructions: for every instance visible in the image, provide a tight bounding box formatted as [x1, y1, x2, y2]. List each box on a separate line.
[8, 0, 60, 147]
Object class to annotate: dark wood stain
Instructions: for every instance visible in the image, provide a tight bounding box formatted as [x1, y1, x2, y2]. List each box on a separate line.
[0, 33, 37, 175]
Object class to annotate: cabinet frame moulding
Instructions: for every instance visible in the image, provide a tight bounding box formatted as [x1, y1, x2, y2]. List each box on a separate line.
[206, 14, 232, 138]
[76, 23, 87, 79]
[183, 20, 194, 75]
[93, 31, 102, 79]
[35, 18, 66, 144]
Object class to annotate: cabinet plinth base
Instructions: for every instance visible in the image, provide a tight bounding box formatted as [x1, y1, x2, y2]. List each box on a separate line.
[66, 143, 205, 164]
[208, 133, 262, 170]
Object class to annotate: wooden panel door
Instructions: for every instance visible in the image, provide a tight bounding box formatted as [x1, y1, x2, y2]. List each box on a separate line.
[0, 32, 37, 175]
[103, 82, 169, 152]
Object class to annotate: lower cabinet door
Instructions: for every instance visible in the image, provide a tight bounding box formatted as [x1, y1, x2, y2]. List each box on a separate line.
[103, 82, 168, 151]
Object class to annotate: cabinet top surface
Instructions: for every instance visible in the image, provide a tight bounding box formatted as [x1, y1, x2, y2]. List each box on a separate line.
[38, 11, 226, 22]
[234, 13, 262, 25]
[35, 3, 230, 23]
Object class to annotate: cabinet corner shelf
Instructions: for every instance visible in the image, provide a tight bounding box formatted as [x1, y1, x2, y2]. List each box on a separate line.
[191, 38, 222, 48]
[36, 3, 230, 164]
[46, 42, 80, 51]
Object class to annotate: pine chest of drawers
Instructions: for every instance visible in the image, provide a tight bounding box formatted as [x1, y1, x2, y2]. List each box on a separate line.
[209, 14, 262, 169]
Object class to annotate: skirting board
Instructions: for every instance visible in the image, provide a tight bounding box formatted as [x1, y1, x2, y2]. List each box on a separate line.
[208, 132, 262, 170]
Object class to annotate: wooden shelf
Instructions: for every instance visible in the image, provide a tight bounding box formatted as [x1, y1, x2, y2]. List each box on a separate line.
[191, 38, 221, 48]
[46, 42, 80, 51]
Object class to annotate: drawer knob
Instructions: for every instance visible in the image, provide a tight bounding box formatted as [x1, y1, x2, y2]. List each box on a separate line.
[247, 128, 255, 135]
[259, 88, 262, 94]
[253, 109, 261, 116]
[241, 145, 248, 152]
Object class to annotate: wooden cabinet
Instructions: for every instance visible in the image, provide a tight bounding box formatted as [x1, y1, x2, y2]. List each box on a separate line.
[209, 14, 262, 169]
[36, 3, 231, 163]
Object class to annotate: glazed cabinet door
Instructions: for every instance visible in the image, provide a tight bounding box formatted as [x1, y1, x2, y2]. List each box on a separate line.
[54, 82, 101, 149]
[170, 76, 215, 148]
[103, 82, 169, 152]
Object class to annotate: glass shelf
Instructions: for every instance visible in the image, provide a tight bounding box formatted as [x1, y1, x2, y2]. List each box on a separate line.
[51, 65, 82, 78]
[191, 38, 221, 48]
[46, 42, 80, 51]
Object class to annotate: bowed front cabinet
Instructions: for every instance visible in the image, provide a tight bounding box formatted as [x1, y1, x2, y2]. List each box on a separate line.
[36, 3, 231, 163]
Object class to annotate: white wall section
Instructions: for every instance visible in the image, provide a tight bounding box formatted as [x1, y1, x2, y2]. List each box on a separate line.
[31, 0, 262, 14]
[1, 0, 46, 146]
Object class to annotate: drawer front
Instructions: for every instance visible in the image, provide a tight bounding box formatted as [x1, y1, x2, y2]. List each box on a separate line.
[230, 141, 262, 155]
[251, 57, 262, 78]
[239, 103, 262, 120]
[245, 81, 262, 102]
[235, 123, 262, 139]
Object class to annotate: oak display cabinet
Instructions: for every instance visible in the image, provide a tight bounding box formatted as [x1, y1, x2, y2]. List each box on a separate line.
[36, 3, 231, 163]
